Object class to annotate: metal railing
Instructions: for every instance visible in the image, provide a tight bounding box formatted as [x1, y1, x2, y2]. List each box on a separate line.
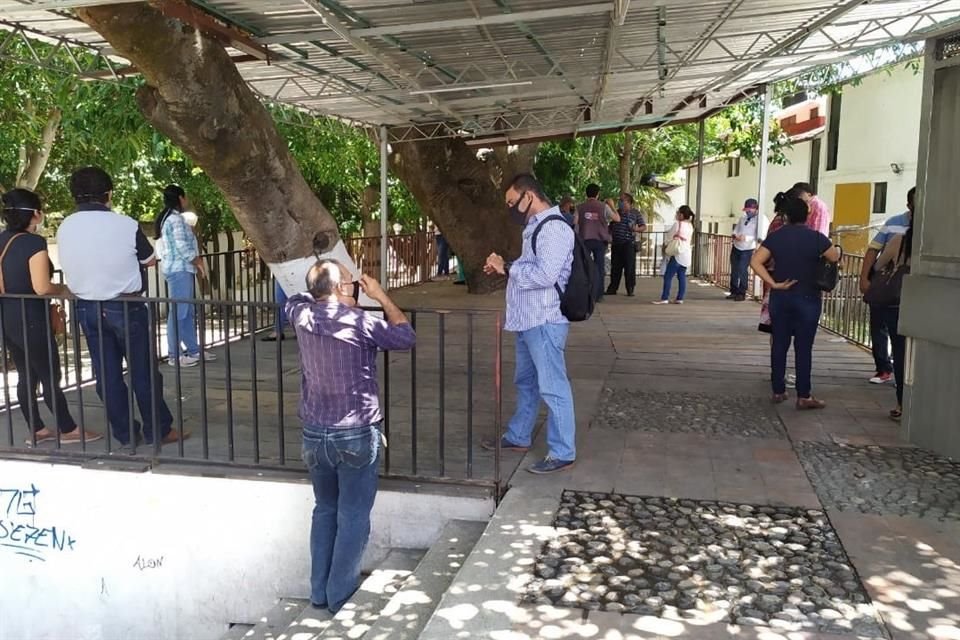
[695, 232, 872, 349]
[345, 231, 442, 288]
[0, 293, 504, 494]
[633, 231, 668, 277]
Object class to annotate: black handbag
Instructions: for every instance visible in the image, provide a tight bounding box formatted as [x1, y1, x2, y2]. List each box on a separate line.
[815, 243, 842, 292]
[864, 241, 909, 306]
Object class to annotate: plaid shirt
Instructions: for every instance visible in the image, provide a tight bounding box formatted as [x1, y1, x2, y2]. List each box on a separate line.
[286, 294, 416, 427]
[160, 212, 198, 276]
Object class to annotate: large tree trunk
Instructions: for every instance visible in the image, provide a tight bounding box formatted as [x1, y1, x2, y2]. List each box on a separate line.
[390, 139, 536, 293]
[74, 4, 341, 295]
[15, 104, 61, 190]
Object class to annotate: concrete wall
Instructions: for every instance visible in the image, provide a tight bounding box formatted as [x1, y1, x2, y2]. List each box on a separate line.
[0, 459, 492, 640]
[685, 62, 923, 240]
[686, 142, 814, 234]
[817, 63, 923, 222]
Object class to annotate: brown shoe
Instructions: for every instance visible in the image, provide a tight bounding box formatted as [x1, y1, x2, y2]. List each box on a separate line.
[771, 393, 789, 404]
[60, 429, 104, 444]
[796, 396, 826, 410]
[160, 429, 192, 445]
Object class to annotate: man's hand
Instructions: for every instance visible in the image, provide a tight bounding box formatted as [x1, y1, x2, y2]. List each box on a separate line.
[484, 253, 506, 275]
[734, 234, 744, 242]
[359, 274, 386, 301]
[859, 277, 870, 295]
[771, 279, 798, 291]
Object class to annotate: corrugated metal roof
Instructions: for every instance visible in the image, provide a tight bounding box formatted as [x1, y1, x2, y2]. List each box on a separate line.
[1, 0, 958, 142]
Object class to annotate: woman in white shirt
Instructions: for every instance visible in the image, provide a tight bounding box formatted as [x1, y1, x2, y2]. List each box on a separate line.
[653, 206, 695, 304]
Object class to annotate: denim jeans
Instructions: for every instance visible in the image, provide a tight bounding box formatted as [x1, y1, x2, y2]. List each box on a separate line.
[165, 270, 200, 358]
[730, 248, 753, 296]
[504, 323, 576, 461]
[769, 292, 822, 398]
[302, 423, 381, 612]
[874, 305, 905, 405]
[583, 239, 606, 300]
[274, 281, 288, 335]
[76, 300, 173, 444]
[661, 257, 687, 301]
[436, 234, 450, 275]
[868, 303, 894, 375]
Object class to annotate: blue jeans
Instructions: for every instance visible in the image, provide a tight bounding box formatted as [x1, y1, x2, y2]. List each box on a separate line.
[661, 257, 687, 301]
[868, 303, 893, 375]
[874, 305, 905, 405]
[504, 323, 576, 461]
[769, 292, 822, 398]
[76, 300, 173, 444]
[165, 270, 200, 358]
[730, 248, 753, 296]
[583, 239, 606, 300]
[274, 281, 288, 335]
[302, 423, 381, 612]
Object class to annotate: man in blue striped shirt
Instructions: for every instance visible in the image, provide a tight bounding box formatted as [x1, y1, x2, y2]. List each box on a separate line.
[482, 174, 577, 474]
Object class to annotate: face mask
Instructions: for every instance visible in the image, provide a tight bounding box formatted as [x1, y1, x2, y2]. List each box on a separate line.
[340, 281, 360, 303]
[507, 192, 530, 225]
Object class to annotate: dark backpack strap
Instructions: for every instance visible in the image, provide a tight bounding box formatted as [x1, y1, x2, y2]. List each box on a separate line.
[531, 215, 569, 255]
[531, 215, 569, 298]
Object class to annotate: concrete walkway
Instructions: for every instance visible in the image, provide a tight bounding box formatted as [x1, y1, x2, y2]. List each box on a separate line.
[416, 277, 960, 640]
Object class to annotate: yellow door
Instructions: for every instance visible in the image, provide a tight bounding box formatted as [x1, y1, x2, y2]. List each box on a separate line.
[833, 182, 871, 254]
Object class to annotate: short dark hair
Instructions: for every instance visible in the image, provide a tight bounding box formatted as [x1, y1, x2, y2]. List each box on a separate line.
[585, 183, 601, 199]
[677, 205, 695, 221]
[2, 188, 42, 232]
[507, 173, 549, 204]
[305, 259, 342, 298]
[907, 186, 916, 208]
[774, 192, 809, 224]
[792, 182, 815, 196]
[70, 166, 114, 205]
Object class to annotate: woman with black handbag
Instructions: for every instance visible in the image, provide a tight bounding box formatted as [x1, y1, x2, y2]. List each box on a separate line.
[865, 223, 912, 421]
[750, 193, 841, 409]
[0, 189, 101, 446]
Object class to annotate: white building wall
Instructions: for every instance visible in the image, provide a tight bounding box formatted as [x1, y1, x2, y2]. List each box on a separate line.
[686, 141, 814, 234]
[0, 459, 492, 640]
[817, 63, 922, 224]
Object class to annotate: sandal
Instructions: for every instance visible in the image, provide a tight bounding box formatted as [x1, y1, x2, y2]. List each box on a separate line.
[889, 407, 902, 421]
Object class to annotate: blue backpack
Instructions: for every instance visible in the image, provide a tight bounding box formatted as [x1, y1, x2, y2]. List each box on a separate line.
[531, 215, 596, 322]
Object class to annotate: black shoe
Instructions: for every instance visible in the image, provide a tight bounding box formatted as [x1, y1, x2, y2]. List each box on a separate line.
[626, 291, 635, 297]
[605, 289, 617, 296]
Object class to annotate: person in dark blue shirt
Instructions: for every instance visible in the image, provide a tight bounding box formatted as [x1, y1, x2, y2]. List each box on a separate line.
[750, 192, 840, 410]
[606, 192, 647, 296]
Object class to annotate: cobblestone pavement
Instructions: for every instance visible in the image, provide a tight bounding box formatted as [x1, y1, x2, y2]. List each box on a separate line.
[594, 389, 786, 439]
[525, 491, 885, 637]
[797, 442, 960, 520]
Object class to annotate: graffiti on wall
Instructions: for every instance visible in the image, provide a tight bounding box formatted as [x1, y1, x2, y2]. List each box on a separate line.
[0, 484, 77, 562]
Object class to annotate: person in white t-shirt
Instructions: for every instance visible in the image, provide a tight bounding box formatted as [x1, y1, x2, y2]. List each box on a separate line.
[653, 206, 695, 305]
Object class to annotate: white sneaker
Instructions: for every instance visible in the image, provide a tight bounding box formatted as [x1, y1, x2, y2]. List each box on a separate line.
[202, 351, 217, 362]
[178, 355, 200, 368]
[672, 300, 685, 304]
[786, 373, 796, 389]
[651, 300, 670, 305]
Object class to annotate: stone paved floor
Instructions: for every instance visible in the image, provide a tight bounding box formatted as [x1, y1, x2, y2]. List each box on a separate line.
[415, 277, 960, 640]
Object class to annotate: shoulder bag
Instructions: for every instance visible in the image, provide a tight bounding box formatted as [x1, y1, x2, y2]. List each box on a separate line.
[864, 240, 909, 306]
[0, 233, 67, 336]
[814, 240, 842, 292]
[664, 223, 687, 258]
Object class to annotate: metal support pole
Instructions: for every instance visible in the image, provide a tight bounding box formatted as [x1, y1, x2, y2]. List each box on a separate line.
[693, 118, 705, 275]
[380, 124, 389, 289]
[757, 84, 772, 236]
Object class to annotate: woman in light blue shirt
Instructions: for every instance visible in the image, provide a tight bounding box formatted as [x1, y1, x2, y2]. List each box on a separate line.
[155, 184, 215, 367]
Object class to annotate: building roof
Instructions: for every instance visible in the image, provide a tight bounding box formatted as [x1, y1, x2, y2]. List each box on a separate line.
[1, 0, 959, 144]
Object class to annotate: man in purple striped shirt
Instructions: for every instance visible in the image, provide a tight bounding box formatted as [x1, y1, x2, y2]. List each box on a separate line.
[286, 259, 415, 613]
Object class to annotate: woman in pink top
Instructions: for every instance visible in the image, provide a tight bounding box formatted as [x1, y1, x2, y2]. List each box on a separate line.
[793, 182, 831, 236]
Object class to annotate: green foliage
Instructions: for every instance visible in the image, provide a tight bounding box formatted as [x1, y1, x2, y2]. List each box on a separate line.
[0, 37, 423, 239]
